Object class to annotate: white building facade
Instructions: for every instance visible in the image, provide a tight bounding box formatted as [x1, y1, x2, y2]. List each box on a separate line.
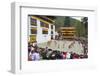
[28, 15, 55, 43]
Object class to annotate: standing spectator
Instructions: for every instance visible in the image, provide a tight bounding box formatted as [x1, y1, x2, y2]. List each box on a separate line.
[32, 41, 37, 47]
[28, 43, 32, 56]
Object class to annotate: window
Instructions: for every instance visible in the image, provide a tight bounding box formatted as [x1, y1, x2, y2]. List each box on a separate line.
[51, 31, 53, 34]
[40, 21, 49, 28]
[45, 23, 49, 28]
[51, 25, 53, 29]
[30, 28, 37, 34]
[30, 17, 37, 26]
[42, 29, 48, 34]
[51, 35, 53, 39]
[29, 35, 36, 42]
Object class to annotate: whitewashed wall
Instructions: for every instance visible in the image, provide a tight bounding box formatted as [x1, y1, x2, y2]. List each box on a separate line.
[37, 20, 55, 43]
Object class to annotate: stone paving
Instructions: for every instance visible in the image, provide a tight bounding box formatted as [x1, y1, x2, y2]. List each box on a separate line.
[38, 40, 84, 54]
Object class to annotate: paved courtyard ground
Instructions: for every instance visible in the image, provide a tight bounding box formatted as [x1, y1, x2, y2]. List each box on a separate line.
[38, 40, 84, 54]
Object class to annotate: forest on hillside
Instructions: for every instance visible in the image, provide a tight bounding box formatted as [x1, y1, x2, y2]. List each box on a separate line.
[54, 16, 88, 38]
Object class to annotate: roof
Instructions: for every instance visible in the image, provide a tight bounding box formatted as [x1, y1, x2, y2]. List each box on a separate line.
[29, 15, 55, 24]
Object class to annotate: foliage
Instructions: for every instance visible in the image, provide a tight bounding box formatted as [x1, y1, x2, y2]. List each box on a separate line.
[54, 16, 88, 38]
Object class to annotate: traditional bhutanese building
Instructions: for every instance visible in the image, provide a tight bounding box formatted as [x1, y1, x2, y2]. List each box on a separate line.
[28, 15, 55, 43]
[59, 27, 76, 39]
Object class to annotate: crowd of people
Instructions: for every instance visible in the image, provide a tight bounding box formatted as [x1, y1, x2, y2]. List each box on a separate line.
[28, 40, 88, 61]
[76, 38, 88, 56]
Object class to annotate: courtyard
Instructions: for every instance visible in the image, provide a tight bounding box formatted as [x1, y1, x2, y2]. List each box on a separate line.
[38, 40, 84, 55]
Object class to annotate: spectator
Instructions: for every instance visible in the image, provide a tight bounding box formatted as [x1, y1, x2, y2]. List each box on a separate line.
[31, 50, 40, 61]
[56, 51, 63, 59]
[32, 41, 37, 47]
[41, 48, 48, 59]
[44, 47, 49, 53]
[66, 52, 71, 59]
[62, 52, 67, 59]
[49, 51, 57, 60]
[46, 49, 53, 59]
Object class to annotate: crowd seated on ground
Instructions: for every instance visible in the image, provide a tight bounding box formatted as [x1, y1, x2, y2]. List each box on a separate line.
[28, 41, 88, 61]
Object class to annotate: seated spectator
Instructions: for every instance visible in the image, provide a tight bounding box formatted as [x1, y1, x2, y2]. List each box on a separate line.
[31, 50, 40, 61]
[56, 51, 63, 59]
[41, 48, 48, 59]
[66, 52, 71, 59]
[62, 52, 67, 59]
[49, 50, 57, 60]
[72, 53, 79, 59]
[46, 49, 53, 59]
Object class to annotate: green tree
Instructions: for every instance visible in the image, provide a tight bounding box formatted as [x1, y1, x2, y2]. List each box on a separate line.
[81, 17, 88, 37]
[54, 16, 65, 30]
[64, 17, 70, 27]
[70, 18, 86, 37]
